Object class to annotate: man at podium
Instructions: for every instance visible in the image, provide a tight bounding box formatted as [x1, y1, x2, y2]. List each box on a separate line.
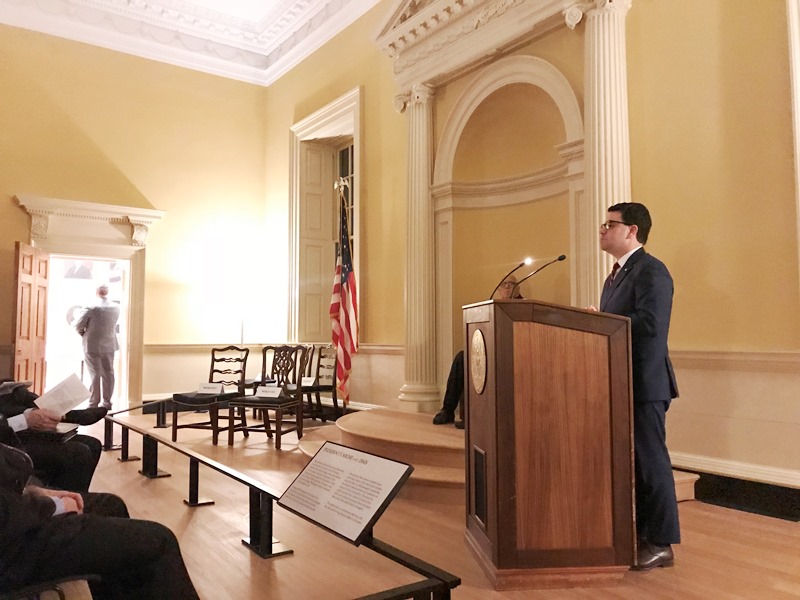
[595, 202, 680, 571]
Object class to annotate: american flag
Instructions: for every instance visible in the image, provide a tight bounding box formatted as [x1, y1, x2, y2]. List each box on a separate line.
[329, 183, 358, 403]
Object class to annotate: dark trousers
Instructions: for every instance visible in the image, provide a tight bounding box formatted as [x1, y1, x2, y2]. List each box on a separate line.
[36, 517, 198, 600]
[440, 351, 465, 414]
[23, 434, 102, 493]
[634, 400, 681, 545]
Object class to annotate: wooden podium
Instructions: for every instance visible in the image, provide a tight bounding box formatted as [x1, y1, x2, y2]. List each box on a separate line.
[462, 300, 634, 589]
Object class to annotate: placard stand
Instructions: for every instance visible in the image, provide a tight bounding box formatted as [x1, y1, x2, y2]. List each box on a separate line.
[279, 442, 461, 599]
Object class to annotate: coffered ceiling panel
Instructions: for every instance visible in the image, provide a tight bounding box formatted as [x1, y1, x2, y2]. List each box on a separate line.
[0, 0, 382, 86]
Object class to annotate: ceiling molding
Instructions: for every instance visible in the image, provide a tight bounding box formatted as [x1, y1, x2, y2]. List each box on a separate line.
[0, 0, 382, 86]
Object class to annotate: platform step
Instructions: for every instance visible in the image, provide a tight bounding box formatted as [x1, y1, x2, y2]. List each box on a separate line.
[674, 469, 700, 502]
[299, 410, 698, 503]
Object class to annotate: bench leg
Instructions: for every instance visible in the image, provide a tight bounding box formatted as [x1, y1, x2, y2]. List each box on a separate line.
[138, 435, 171, 479]
[183, 457, 214, 507]
[242, 487, 292, 558]
[117, 426, 141, 463]
[103, 418, 121, 451]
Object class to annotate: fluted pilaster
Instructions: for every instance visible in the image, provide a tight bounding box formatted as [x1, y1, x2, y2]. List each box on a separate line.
[397, 84, 440, 410]
[570, 0, 633, 307]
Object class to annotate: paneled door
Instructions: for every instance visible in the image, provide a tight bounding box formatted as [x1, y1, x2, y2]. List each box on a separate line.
[13, 242, 49, 394]
[298, 142, 336, 342]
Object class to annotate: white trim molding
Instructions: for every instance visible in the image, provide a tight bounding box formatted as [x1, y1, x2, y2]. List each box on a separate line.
[669, 349, 800, 488]
[432, 164, 569, 212]
[288, 87, 362, 343]
[0, 0, 382, 86]
[670, 452, 800, 490]
[14, 195, 164, 252]
[672, 350, 800, 374]
[431, 54, 584, 389]
[14, 194, 164, 407]
[786, 0, 800, 299]
[376, 0, 568, 90]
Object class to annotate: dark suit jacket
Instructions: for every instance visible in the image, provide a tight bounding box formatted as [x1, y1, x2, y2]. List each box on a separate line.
[600, 248, 678, 402]
[0, 387, 41, 445]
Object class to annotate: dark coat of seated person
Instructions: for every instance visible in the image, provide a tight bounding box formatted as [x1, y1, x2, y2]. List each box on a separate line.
[0, 383, 107, 493]
[0, 442, 200, 600]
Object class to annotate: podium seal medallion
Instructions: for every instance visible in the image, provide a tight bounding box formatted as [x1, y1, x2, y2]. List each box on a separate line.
[470, 329, 487, 395]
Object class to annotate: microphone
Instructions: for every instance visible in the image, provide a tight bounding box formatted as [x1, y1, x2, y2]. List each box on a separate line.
[511, 254, 567, 297]
[489, 257, 532, 299]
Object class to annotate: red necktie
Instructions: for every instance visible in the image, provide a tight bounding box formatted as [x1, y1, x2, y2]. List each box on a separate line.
[604, 262, 620, 291]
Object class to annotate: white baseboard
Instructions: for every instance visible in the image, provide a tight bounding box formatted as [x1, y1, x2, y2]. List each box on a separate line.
[671, 451, 800, 489]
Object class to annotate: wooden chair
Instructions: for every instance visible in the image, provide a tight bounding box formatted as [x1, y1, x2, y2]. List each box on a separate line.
[302, 344, 340, 421]
[227, 345, 308, 450]
[171, 345, 249, 445]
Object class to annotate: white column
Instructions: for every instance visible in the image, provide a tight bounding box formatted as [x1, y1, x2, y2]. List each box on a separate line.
[567, 0, 633, 308]
[396, 84, 440, 411]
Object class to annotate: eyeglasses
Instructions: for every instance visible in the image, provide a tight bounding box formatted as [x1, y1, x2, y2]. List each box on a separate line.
[600, 220, 629, 231]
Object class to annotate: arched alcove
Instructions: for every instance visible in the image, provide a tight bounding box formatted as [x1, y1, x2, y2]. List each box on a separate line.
[432, 55, 585, 383]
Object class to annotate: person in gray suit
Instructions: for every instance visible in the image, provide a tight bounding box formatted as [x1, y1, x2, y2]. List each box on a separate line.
[75, 285, 120, 409]
[591, 202, 680, 571]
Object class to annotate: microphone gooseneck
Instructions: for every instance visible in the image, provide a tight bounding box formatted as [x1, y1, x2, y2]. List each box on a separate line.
[511, 254, 567, 298]
[489, 258, 532, 300]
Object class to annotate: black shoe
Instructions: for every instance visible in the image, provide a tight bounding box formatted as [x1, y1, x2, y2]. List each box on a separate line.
[432, 410, 455, 425]
[454, 420, 465, 430]
[632, 543, 674, 571]
[63, 407, 108, 426]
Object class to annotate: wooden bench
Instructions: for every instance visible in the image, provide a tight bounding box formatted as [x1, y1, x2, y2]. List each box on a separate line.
[103, 411, 291, 558]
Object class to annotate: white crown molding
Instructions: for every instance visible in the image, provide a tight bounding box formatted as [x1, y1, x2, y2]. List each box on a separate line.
[0, 0, 382, 86]
[375, 0, 568, 90]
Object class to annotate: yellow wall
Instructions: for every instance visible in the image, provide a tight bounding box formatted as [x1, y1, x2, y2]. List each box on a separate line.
[2, 0, 799, 365]
[628, 0, 799, 351]
[0, 24, 268, 348]
[262, 1, 407, 345]
[453, 83, 565, 180]
[441, 31, 578, 347]
[452, 196, 571, 343]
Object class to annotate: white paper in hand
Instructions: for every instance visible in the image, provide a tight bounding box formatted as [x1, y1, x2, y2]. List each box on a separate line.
[34, 374, 91, 417]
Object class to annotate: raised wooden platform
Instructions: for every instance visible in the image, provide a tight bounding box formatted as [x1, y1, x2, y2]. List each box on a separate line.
[299, 408, 698, 502]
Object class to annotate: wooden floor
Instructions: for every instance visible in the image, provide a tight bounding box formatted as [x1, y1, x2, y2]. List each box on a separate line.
[85, 417, 800, 600]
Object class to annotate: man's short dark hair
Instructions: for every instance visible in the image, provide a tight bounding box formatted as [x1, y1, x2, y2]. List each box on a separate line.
[608, 202, 652, 244]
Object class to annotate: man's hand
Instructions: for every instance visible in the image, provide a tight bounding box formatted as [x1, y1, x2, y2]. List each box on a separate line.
[25, 485, 84, 513]
[41, 489, 84, 513]
[24, 408, 62, 431]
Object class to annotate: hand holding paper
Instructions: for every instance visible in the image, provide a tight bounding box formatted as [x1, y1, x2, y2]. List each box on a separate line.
[34, 374, 91, 417]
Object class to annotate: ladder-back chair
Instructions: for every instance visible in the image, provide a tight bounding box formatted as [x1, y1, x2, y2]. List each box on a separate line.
[227, 344, 308, 450]
[302, 343, 340, 421]
[171, 345, 249, 445]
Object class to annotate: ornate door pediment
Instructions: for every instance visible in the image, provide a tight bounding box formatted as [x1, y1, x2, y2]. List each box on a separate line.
[375, 0, 570, 89]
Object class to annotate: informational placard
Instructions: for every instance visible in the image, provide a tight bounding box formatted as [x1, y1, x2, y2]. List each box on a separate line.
[278, 442, 413, 545]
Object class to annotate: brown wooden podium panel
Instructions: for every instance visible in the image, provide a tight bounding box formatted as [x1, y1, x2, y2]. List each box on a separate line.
[463, 300, 634, 589]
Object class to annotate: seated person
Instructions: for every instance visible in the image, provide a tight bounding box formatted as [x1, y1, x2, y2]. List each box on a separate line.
[1, 382, 107, 492]
[0, 442, 199, 600]
[432, 274, 522, 427]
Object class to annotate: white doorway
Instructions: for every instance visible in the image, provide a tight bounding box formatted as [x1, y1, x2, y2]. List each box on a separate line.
[45, 256, 130, 408]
